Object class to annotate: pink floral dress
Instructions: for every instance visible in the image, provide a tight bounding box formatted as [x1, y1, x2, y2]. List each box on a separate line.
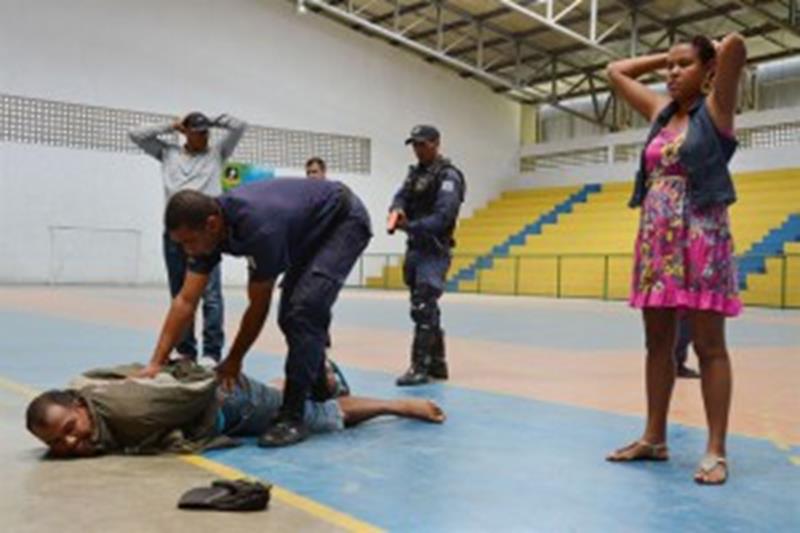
[629, 128, 742, 317]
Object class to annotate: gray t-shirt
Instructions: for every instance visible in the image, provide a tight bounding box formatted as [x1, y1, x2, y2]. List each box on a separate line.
[129, 114, 247, 200]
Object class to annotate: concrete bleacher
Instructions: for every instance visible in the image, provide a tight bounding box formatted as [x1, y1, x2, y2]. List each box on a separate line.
[365, 169, 800, 308]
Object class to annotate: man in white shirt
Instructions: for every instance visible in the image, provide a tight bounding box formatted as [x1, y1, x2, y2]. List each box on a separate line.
[130, 112, 247, 366]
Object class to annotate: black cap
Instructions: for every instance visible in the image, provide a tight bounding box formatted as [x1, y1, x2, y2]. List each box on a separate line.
[182, 112, 213, 132]
[405, 125, 440, 145]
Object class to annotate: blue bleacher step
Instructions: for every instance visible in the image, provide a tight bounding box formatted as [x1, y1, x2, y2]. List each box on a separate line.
[738, 213, 800, 289]
[447, 183, 602, 291]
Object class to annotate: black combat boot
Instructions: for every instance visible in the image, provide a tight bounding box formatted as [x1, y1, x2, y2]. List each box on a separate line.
[428, 328, 448, 380]
[396, 327, 434, 386]
[258, 380, 309, 447]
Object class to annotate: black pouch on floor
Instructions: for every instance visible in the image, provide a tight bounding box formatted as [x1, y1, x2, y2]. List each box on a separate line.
[178, 479, 271, 512]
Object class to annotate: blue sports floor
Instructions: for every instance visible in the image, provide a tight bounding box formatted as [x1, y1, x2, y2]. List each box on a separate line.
[0, 287, 798, 532]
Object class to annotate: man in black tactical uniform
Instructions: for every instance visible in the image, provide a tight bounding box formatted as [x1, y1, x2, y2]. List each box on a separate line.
[387, 125, 465, 386]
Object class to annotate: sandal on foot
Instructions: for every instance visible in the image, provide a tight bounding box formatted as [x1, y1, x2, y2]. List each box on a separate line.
[694, 454, 728, 485]
[606, 440, 669, 462]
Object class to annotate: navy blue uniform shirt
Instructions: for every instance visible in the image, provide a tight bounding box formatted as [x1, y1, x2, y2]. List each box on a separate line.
[188, 178, 353, 281]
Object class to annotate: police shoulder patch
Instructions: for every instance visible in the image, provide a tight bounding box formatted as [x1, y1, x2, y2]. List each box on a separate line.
[441, 179, 456, 193]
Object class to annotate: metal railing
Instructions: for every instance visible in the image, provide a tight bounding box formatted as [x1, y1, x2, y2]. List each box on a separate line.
[348, 253, 800, 310]
[521, 113, 800, 173]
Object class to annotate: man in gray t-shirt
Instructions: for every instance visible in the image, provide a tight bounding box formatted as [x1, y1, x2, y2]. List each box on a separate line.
[130, 112, 247, 364]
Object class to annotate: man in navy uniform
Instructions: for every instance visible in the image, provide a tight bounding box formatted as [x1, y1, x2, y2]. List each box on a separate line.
[388, 125, 465, 386]
[138, 178, 372, 447]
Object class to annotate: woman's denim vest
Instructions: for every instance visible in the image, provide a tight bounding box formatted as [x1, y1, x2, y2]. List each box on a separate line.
[628, 97, 738, 209]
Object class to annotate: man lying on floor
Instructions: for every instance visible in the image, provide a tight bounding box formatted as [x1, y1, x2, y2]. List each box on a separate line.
[24, 361, 445, 458]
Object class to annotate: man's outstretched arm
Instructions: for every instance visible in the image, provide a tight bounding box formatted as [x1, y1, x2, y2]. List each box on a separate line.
[139, 271, 208, 377]
[216, 278, 275, 390]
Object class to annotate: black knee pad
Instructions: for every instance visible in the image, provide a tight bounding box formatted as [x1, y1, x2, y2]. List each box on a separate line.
[410, 285, 441, 327]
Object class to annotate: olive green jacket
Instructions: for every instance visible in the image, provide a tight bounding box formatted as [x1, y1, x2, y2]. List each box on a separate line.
[68, 362, 237, 455]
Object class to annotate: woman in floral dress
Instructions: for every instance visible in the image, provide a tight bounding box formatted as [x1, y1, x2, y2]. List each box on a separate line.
[605, 34, 747, 485]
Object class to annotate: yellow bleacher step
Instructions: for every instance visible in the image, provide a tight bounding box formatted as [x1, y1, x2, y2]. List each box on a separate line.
[463, 169, 799, 306]
[372, 183, 586, 289]
[372, 169, 799, 308]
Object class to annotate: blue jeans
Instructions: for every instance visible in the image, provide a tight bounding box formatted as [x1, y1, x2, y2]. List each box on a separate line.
[219, 375, 344, 436]
[162, 233, 224, 359]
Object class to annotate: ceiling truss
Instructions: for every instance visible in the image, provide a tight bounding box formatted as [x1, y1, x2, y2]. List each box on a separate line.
[295, 0, 800, 128]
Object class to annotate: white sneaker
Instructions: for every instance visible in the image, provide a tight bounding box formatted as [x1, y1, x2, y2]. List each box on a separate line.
[198, 356, 219, 369]
[168, 353, 195, 364]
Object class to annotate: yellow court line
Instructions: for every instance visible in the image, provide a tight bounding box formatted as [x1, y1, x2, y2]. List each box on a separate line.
[181, 455, 382, 532]
[766, 427, 792, 452]
[0, 374, 383, 533]
[0, 375, 40, 400]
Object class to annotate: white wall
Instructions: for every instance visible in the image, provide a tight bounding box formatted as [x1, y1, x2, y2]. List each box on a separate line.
[0, 0, 520, 284]
[515, 106, 800, 189]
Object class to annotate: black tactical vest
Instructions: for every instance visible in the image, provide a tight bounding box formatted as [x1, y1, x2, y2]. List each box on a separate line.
[401, 157, 465, 244]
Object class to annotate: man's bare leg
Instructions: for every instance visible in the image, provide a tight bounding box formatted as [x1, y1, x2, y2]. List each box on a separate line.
[338, 396, 446, 427]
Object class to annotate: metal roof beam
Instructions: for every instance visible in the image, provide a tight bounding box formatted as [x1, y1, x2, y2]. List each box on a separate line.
[497, 0, 618, 58]
[300, 0, 614, 126]
[452, 2, 736, 74]
[695, 0, 791, 51]
[522, 20, 783, 89]
[371, 1, 428, 24]
[435, 1, 611, 87]
[530, 42, 798, 103]
[729, 0, 800, 39]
